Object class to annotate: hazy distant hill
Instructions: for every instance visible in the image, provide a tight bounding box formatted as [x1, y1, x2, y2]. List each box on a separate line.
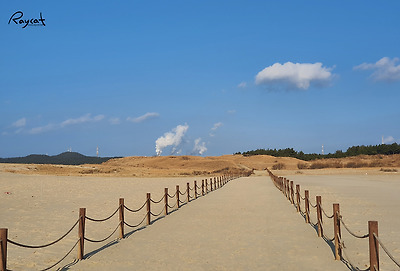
[0, 152, 119, 165]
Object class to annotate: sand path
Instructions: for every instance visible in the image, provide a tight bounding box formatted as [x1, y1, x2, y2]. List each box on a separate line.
[66, 176, 347, 271]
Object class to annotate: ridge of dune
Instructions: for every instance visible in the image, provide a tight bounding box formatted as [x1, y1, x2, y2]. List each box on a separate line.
[1, 154, 398, 177]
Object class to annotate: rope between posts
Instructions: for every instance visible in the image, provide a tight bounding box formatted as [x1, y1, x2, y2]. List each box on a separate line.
[318, 217, 334, 241]
[310, 201, 317, 208]
[373, 233, 400, 268]
[85, 207, 120, 222]
[167, 202, 177, 209]
[339, 216, 368, 239]
[178, 190, 187, 196]
[150, 207, 165, 217]
[168, 192, 177, 198]
[300, 194, 306, 200]
[39, 239, 80, 271]
[320, 205, 334, 219]
[124, 201, 146, 213]
[7, 218, 79, 249]
[150, 197, 164, 204]
[84, 223, 120, 243]
[338, 234, 369, 271]
[124, 215, 147, 228]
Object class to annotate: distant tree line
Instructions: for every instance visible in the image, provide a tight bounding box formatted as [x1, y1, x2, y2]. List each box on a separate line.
[0, 152, 120, 165]
[235, 143, 400, 161]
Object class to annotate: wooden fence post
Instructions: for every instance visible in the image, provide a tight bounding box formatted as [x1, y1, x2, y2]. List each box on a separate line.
[283, 178, 286, 196]
[164, 188, 168, 216]
[316, 196, 323, 237]
[296, 184, 300, 212]
[187, 182, 190, 203]
[146, 193, 151, 225]
[119, 198, 124, 239]
[282, 178, 286, 197]
[202, 180, 205, 196]
[0, 228, 7, 271]
[176, 185, 180, 208]
[305, 190, 310, 223]
[333, 203, 341, 260]
[210, 178, 213, 191]
[290, 181, 294, 204]
[286, 179, 290, 200]
[194, 181, 197, 199]
[369, 221, 379, 271]
[205, 180, 208, 194]
[78, 208, 86, 260]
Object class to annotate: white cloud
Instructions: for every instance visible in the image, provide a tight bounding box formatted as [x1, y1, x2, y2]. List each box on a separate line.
[255, 62, 334, 90]
[28, 113, 105, 134]
[237, 82, 247, 88]
[192, 138, 207, 155]
[354, 57, 400, 82]
[109, 117, 121, 125]
[93, 115, 105, 121]
[209, 122, 223, 137]
[61, 114, 104, 127]
[382, 136, 395, 144]
[155, 124, 189, 156]
[127, 112, 160, 123]
[29, 124, 57, 134]
[12, 118, 26, 128]
[211, 122, 223, 131]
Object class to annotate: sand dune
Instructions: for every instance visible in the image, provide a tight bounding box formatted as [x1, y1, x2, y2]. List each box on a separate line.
[3, 154, 398, 178]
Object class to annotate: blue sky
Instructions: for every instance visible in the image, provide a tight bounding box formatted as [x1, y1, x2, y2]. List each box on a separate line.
[1, 1, 400, 157]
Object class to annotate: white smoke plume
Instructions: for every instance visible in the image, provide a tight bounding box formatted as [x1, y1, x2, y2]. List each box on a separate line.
[155, 124, 189, 156]
[192, 138, 207, 155]
[382, 136, 395, 144]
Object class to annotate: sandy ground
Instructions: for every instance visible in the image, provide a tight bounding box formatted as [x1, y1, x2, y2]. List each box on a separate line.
[1, 170, 399, 270]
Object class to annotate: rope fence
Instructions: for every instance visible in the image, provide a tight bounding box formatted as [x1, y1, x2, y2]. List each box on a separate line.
[85, 207, 120, 222]
[266, 168, 400, 271]
[0, 174, 241, 271]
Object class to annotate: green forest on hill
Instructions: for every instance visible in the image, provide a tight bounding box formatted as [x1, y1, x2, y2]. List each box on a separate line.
[236, 143, 400, 161]
[0, 152, 119, 165]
